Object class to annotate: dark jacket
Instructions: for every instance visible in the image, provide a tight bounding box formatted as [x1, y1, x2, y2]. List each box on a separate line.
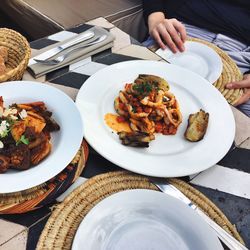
[142, 0, 250, 44]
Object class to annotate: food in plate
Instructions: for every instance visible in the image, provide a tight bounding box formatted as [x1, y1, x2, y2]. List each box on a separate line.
[104, 113, 132, 133]
[184, 109, 209, 142]
[0, 46, 8, 75]
[0, 97, 60, 173]
[118, 131, 155, 147]
[105, 74, 182, 147]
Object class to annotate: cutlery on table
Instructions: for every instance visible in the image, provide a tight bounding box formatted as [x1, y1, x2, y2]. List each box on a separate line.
[34, 34, 107, 65]
[150, 178, 248, 250]
[33, 30, 95, 62]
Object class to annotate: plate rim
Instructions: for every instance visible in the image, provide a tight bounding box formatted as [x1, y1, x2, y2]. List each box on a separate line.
[0, 81, 84, 193]
[156, 40, 223, 83]
[76, 60, 235, 177]
[72, 189, 223, 250]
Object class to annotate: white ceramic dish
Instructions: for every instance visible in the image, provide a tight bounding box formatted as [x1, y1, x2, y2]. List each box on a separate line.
[72, 189, 223, 250]
[0, 81, 84, 193]
[156, 41, 223, 83]
[76, 60, 235, 177]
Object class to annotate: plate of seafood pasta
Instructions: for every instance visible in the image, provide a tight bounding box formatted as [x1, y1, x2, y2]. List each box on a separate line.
[76, 60, 235, 177]
[0, 81, 83, 193]
[72, 189, 223, 250]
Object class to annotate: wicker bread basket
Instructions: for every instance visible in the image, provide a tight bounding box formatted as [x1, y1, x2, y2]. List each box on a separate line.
[0, 28, 31, 82]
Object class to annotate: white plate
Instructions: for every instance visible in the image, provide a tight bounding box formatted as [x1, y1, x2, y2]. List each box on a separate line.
[72, 189, 223, 250]
[76, 60, 235, 177]
[0, 81, 84, 193]
[156, 41, 223, 83]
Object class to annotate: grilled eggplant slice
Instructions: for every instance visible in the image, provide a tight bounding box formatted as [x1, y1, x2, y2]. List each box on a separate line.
[118, 131, 155, 147]
[184, 109, 209, 142]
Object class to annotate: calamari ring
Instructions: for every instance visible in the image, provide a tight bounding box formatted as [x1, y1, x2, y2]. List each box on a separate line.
[140, 90, 164, 107]
[114, 97, 127, 117]
[127, 105, 148, 119]
[163, 108, 182, 127]
[163, 91, 176, 107]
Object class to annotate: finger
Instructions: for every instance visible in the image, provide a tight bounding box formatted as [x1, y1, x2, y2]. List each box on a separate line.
[151, 29, 167, 50]
[156, 24, 178, 53]
[172, 19, 187, 43]
[226, 78, 250, 89]
[164, 21, 185, 52]
[234, 93, 250, 106]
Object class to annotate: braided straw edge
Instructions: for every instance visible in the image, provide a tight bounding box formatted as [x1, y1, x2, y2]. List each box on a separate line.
[36, 171, 245, 250]
[0, 28, 31, 82]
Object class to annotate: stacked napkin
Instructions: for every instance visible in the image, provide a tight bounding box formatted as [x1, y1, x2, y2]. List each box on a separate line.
[28, 26, 115, 78]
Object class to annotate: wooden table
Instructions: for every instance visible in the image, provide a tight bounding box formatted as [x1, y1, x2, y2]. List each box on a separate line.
[0, 18, 249, 250]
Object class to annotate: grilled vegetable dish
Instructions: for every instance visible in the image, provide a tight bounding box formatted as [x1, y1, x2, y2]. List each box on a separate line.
[184, 109, 209, 142]
[106, 74, 182, 147]
[0, 97, 60, 173]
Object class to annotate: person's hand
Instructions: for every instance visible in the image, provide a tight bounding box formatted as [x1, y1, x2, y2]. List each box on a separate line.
[226, 74, 250, 106]
[148, 12, 187, 53]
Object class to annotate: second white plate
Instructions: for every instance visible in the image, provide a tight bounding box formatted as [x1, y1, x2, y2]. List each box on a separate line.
[72, 189, 223, 250]
[156, 41, 223, 83]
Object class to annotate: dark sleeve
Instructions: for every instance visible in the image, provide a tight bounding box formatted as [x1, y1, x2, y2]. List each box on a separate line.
[142, 0, 164, 23]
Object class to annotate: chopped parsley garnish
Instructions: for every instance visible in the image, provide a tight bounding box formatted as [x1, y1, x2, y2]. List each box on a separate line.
[16, 135, 29, 146]
[132, 82, 153, 95]
[132, 81, 160, 96]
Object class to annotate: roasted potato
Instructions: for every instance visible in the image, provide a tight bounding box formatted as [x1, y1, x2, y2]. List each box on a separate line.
[11, 121, 26, 142]
[25, 111, 46, 133]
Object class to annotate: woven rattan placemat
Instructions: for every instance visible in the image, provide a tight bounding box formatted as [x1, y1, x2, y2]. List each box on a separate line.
[0, 140, 89, 214]
[36, 171, 244, 250]
[149, 37, 243, 105]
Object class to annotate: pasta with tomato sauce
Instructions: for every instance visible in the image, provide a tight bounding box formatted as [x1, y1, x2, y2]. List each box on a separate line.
[114, 74, 182, 138]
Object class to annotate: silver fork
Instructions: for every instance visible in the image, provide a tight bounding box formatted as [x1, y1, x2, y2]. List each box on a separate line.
[34, 34, 107, 65]
[151, 178, 248, 250]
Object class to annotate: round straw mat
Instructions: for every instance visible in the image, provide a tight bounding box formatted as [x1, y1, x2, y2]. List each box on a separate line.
[149, 38, 243, 105]
[0, 140, 89, 214]
[36, 171, 244, 250]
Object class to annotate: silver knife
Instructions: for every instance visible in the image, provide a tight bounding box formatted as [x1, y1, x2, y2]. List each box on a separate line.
[32, 31, 95, 61]
[151, 178, 248, 250]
